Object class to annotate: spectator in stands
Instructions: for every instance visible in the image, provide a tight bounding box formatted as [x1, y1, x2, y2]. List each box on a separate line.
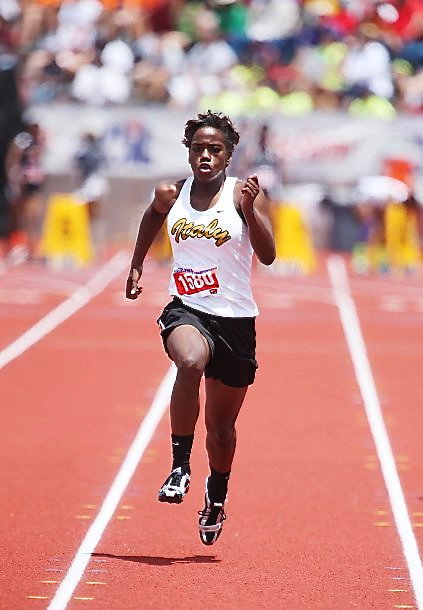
[74, 131, 108, 257]
[342, 28, 394, 99]
[5, 0, 423, 122]
[6, 121, 46, 261]
[132, 20, 188, 103]
[72, 36, 134, 105]
[394, 63, 423, 112]
[74, 131, 107, 218]
[167, 8, 239, 108]
[244, 123, 283, 201]
[0, 1, 23, 259]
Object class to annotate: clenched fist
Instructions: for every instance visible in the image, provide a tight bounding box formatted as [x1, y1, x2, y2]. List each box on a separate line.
[240, 175, 260, 214]
[154, 183, 178, 214]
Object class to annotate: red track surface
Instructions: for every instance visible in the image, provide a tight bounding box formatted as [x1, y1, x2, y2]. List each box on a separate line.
[0, 254, 422, 609]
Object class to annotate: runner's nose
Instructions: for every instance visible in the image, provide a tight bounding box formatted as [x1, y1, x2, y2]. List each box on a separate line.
[200, 148, 211, 161]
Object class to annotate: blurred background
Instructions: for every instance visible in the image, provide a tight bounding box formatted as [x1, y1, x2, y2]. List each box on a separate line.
[0, 0, 422, 274]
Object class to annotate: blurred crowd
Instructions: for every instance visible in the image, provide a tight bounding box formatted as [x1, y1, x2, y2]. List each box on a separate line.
[1, 0, 422, 269]
[0, 0, 422, 116]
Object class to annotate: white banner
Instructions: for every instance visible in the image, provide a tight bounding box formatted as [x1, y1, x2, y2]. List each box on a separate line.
[30, 104, 423, 186]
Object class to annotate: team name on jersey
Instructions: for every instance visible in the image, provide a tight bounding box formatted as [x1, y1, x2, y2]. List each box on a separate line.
[171, 217, 231, 247]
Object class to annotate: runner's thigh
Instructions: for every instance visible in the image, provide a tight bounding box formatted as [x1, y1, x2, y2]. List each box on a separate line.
[166, 324, 211, 369]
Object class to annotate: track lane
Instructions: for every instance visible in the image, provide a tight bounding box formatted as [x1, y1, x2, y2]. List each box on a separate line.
[0, 259, 170, 607]
[55, 265, 411, 608]
[1, 258, 421, 608]
[0, 257, 127, 354]
[345, 265, 423, 608]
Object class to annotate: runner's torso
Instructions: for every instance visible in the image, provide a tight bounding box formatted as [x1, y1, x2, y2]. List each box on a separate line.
[166, 176, 258, 317]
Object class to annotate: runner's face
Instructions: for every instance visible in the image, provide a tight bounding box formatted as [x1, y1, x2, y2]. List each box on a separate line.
[188, 127, 229, 182]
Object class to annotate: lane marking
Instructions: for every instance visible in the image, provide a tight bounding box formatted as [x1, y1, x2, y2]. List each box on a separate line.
[47, 363, 176, 610]
[0, 252, 128, 370]
[0, 257, 24, 277]
[327, 256, 423, 609]
[27, 596, 50, 600]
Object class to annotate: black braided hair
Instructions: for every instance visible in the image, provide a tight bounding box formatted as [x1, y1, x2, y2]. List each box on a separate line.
[182, 110, 240, 157]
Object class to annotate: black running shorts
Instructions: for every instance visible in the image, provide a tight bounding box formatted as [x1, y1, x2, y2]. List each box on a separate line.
[157, 297, 258, 388]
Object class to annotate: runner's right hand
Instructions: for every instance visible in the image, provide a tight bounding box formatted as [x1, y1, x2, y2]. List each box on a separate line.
[154, 183, 178, 213]
[126, 267, 143, 300]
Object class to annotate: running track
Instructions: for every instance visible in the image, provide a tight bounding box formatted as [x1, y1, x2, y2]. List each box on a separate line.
[0, 253, 422, 609]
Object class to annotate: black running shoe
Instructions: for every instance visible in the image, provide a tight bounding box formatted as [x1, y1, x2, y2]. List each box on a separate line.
[158, 467, 190, 504]
[198, 483, 226, 545]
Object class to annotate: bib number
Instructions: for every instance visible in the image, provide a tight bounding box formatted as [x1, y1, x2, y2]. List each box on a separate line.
[173, 267, 219, 296]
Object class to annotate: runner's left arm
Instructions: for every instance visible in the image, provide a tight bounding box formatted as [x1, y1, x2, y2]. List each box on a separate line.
[239, 175, 276, 266]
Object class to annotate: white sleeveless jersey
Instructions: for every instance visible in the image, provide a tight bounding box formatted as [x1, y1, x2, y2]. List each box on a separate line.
[166, 176, 258, 317]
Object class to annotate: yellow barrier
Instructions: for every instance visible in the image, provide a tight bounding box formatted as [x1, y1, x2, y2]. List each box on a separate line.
[273, 203, 316, 274]
[39, 193, 93, 267]
[385, 203, 421, 272]
[150, 224, 172, 262]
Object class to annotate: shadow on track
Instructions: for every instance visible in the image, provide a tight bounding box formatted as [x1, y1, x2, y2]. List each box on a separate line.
[92, 552, 220, 566]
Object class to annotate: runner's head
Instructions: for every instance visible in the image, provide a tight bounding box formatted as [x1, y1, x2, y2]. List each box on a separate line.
[182, 110, 240, 160]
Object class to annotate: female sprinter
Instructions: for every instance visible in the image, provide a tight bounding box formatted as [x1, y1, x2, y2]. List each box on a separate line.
[126, 110, 275, 545]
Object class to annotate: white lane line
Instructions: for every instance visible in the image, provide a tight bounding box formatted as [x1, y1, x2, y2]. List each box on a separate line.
[0, 257, 24, 276]
[327, 255, 423, 609]
[0, 251, 128, 370]
[47, 363, 176, 610]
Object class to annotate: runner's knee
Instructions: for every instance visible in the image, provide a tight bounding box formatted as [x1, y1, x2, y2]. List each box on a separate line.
[206, 423, 236, 446]
[165, 325, 210, 374]
[174, 353, 206, 377]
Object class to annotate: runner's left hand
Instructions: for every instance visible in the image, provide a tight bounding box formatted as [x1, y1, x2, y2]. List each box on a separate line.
[240, 175, 260, 213]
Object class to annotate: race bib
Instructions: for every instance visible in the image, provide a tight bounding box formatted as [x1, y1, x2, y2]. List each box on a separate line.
[173, 267, 219, 296]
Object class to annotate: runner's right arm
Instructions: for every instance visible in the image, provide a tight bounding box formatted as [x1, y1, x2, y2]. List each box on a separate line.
[126, 182, 180, 299]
